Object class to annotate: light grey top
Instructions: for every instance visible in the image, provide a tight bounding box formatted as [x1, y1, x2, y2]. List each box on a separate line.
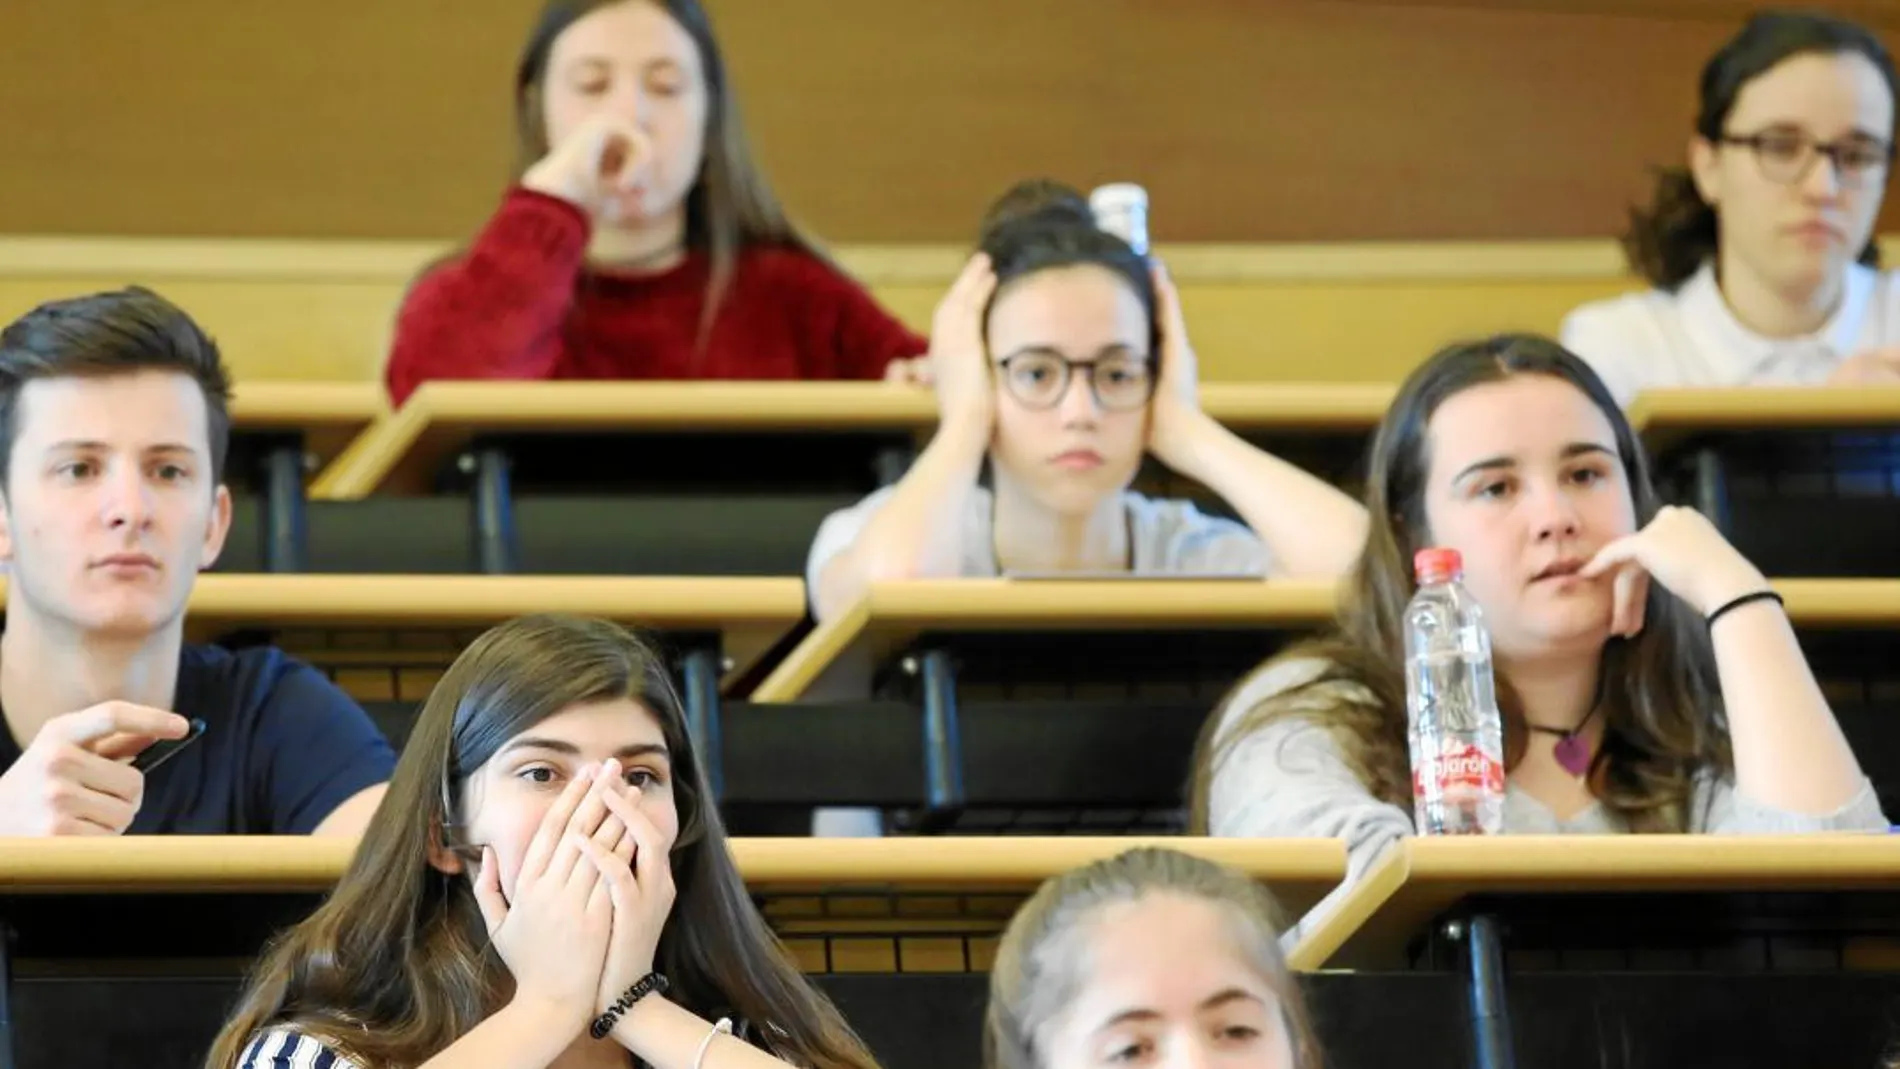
[1204, 658, 1888, 942]
[804, 485, 1270, 594]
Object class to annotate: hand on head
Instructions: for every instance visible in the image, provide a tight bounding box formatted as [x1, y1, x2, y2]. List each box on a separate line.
[0, 701, 188, 836]
[1143, 259, 1209, 468]
[925, 253, 1000, 428]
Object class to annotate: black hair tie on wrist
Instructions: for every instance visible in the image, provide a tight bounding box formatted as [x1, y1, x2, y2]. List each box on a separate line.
[591, 972, 669, 1040]
[1706, 589, 1785, 629]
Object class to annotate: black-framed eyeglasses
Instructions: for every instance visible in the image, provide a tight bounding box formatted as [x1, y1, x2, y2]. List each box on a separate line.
[994, 351, 1155, 412]
[1718, 129, 1893, 188]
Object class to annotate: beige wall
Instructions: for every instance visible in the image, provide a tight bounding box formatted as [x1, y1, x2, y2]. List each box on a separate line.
[2, 1, 1895, 242]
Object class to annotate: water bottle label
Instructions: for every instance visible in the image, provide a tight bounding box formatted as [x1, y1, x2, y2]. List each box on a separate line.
[1412, 741, 1504, 799]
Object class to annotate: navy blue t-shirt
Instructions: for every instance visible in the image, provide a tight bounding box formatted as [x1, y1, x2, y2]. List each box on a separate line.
[0, 644, 396, 834]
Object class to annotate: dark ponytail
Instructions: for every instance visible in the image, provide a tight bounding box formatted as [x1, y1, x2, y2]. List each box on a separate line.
[1623, 10, 1898, 290]
[976, 179, 1159, 358]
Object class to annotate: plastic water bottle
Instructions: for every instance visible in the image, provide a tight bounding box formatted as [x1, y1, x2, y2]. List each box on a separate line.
[1404, 547, 1505, 835]
[1089, 183, 1150, 257]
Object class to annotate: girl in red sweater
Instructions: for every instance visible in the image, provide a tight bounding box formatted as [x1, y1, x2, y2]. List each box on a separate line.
[386, 0, 928, 404]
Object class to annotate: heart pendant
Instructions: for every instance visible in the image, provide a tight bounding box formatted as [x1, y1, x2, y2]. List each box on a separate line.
[1553, 734, 1592, 777]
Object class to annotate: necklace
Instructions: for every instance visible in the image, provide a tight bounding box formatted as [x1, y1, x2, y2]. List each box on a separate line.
[1525, 673, 1606, 777]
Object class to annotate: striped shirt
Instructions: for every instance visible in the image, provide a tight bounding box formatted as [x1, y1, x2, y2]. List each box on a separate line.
[237, 1029, 365, 1069]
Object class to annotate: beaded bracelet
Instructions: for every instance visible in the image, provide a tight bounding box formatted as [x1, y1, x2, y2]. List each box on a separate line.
[591, 971, 670, 1040]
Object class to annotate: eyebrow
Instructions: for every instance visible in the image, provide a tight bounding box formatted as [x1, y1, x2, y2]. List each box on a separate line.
[995, 344, 1144, 363]
[498, 737, 670, 762]
[44, 439, 201, 456]
[1451, 442, 1616, 487]
[1095, 989, 1265, 1032]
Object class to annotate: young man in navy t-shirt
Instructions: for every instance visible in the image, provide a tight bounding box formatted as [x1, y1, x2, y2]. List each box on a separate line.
[0, 287, 394, 835]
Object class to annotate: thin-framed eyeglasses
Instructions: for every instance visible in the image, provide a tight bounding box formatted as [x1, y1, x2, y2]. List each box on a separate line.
[1717, 128, 1893, 188]
[994, 351, 1155, 412]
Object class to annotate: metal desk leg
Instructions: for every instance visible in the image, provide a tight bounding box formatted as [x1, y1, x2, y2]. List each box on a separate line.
[262, 443, 308, 573]
[1691, 446, 1733, 533]
[0, 916, 16, 1069]
[680, 648, 725, 800]
[1460, 914, 1515, 1069]
[467, 447, 518, 575]
[914, 650, 965, 832]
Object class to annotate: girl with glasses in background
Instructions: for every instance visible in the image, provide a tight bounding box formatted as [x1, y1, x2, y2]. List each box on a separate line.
[805, 180, 1366, 621]
[1561, 10, 1900, 405]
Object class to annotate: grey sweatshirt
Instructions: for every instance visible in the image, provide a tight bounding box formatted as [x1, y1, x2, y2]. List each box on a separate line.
[1204, 658, 1888, 942]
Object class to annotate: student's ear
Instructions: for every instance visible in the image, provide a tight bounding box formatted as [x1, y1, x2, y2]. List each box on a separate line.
[1688, 134, 1723, 208]
[426, 819, 466, 876]
[199, 484, 232, 571]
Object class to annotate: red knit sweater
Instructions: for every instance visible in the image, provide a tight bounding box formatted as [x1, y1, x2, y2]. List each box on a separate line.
[386, 188, 927, 404]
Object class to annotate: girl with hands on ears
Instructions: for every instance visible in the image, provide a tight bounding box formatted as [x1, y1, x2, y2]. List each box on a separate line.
[210, 614, 878, 1069]
[1194, 335, 1880, 910]
[805, 178, 1367, 622]
[386, 0, 925, 404]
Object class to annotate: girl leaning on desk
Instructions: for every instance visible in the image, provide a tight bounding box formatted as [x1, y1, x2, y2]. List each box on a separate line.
[805, 179, 1368, 621]
[208, 614, 876, 1069]
[1192, 334, 1884, 901]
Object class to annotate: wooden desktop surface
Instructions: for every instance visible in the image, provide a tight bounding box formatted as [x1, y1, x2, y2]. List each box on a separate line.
[1287, 834, 1900, 970]
[309, 382, 1395, 500]
[1630, 387, 1900, 454]
[750, 578, 1341, 703]
[0, 574, 807, 687]
[231, 381, 386, 473]
[749, 577, 1900, 703]
[0, 836, 1346, 921]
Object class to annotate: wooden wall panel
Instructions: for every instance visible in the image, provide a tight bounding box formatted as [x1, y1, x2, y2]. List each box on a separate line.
[0, 2, 1893, 242]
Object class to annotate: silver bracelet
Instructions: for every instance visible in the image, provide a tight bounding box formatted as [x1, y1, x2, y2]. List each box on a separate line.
[694, 1017, 734, 1069]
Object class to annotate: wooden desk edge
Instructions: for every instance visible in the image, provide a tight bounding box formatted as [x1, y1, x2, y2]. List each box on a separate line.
[750, 600, 872, 702]
[310, 403, 432, 500]
[1284, 847, 1409, 970]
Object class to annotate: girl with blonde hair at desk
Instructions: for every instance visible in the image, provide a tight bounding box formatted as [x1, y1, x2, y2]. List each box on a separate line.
[1561, 10, 1900, 405]
[1192, 335, 1882, 902]
[385, 0, 925, 405]
[806, 180, 1367, 621]
[207, 614, 877, 1069]
[986, 847, 1323, 1069]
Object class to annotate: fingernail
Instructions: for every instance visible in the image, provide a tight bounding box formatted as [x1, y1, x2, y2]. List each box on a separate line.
[599, 759, 620, 779]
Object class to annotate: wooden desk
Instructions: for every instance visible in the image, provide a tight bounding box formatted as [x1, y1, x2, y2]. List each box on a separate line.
[752, 578, 1340, 702]
[0, 835, 1346, 925]
[309, 382, 1391, 500]
[749, 577, 1899, 703]
[1288, 834, 1900, 971]
[0, 575, 806, 684]
[231, 381, 386, 476]
[1630, 387, 1900, 455]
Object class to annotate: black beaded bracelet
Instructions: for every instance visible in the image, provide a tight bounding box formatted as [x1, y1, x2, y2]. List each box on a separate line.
[1706, 589, 1785, 629]
[591, 971, 670, 1040]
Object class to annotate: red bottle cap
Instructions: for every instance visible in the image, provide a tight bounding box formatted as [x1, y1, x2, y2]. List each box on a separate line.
[1414, 547, 1462, 584]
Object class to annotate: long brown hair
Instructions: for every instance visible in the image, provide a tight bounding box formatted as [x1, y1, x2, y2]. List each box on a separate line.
[206, 614, 878, 1069]
[985, 847, 1322, 1069]
[512, 0, 831, 336]
[1623, 10, 1895, 290]
[1191, 334, 1730, 834]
